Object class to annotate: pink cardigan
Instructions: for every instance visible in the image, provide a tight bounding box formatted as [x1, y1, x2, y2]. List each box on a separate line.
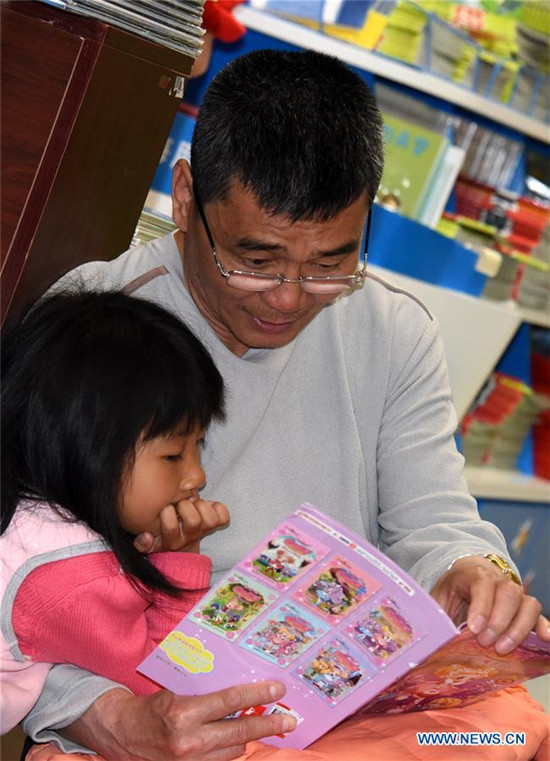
[0, 502, 210, 733]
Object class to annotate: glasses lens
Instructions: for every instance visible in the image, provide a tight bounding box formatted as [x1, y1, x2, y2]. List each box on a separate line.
[227, 272, 280, 291]
[301, 280, 352, 294]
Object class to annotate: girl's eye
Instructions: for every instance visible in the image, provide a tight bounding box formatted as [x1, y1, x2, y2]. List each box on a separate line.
[164, 453, 183, 463]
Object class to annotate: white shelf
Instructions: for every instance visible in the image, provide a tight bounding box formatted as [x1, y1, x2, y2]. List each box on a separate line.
[514, 303, 550, 329]
[465, 466, 550, 503]
[369, 265, 522, 421]
[235, 6, 550, 144]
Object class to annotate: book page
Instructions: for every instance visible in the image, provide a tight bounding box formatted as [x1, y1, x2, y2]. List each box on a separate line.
[139, 503, 459, 748]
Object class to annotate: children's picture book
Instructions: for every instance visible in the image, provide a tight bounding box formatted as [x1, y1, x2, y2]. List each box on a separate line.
[138, 503, 550, 750]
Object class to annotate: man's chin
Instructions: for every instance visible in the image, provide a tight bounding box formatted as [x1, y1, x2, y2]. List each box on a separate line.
[245, 333, 297, 351]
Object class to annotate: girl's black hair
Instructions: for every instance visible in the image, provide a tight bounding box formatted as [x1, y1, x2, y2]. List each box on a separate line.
[1, 290, 225, 594]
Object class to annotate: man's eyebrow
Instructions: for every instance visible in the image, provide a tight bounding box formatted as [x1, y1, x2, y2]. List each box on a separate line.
[235, 237, 285, 252]
[317, 241, 359, 257]
[234, 238, 360, 257]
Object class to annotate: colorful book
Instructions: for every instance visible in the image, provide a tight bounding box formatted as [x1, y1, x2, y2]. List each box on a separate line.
[138, 504, 550, 750]
[418, 144, 466, 228]
[249, 0, 374, 29]
[377, 113, 449, 221]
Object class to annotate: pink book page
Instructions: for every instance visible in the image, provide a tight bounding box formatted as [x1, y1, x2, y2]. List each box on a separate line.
[139, 503, 460, 749]
[361, 625, 550, 714]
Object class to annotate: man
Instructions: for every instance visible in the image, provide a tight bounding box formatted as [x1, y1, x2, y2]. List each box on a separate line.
[22, 49, 548, 761]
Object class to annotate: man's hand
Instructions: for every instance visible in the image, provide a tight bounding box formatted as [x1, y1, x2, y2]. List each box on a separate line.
[54, 682, 294, 761]
[134, 498, 229, 554]
[431, 555, 550, 654]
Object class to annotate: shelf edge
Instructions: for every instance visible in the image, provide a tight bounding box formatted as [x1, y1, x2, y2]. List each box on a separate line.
[465, 466, 550, 503]
[236, 6, 550, 144]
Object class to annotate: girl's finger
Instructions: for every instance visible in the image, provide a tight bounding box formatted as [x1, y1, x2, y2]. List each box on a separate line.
[158, 503, 184, 549]
[133, 531, 156, 554]
[212, 501, 230, 529]
[194, 499, 230, 533]
[175, 498, 203, 537]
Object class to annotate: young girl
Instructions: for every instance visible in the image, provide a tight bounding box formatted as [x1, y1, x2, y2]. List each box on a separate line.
[0, 291, 229, 734]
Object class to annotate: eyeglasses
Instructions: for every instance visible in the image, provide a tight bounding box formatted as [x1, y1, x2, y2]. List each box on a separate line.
[194, 186, 371, 295]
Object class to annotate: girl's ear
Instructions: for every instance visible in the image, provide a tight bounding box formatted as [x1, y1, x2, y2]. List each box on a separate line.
[172, 159, 194, 233]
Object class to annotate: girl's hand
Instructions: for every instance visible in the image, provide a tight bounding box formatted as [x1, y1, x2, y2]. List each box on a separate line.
[134, 499, 229, 554]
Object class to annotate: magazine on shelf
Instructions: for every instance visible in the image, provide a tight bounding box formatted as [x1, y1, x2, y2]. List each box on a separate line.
[39, 0, 205, 57]
[377, 113, 449, 222]
[138, 503, 550, 750]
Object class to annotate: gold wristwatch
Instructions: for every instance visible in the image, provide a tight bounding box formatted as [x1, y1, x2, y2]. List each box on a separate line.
[484, 554, 522, 586]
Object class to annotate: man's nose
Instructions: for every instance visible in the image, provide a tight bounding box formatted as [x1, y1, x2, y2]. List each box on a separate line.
[260, 279, 305, 313]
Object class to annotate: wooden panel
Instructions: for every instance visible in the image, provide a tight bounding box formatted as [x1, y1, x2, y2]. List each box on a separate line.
[1, 9, 84, 264]
[1, 2, 193, 325]
[1, 3, 105, 323]
[7, 35, 187, 322]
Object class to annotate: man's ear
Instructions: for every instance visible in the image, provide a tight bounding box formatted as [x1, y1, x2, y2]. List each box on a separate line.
[172, 159, 194, 233]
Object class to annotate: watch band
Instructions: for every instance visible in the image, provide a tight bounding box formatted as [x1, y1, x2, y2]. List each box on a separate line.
[483, 554, 522, 586]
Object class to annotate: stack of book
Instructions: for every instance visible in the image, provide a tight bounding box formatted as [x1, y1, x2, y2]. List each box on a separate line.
[511, 65, 542, 114]
[38, 0, 206, 58]
[516, 20, 550, 74]
[132, 208, 176, 248]
[454, 120, 523, 190]
[374, 87, 464, 229]
[454, 179, 550, 250]
[248, 0, 393, 50]
[512, 3, 549, 117]
[506, 199, 550, 254]
[475, 52, 519, 103]
[517, 223, 550, 313]
[445, 181, 550, 305]
[375, 0, 479, 85]
[460, 372, 549, 471]
[375, 83, 451, 133]
[376, 1, 429, 66]
[509, 6, 549, 118]
[427, 12, 479, 87]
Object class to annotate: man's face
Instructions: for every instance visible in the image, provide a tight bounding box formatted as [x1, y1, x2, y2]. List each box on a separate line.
[183, 181, 369, 356]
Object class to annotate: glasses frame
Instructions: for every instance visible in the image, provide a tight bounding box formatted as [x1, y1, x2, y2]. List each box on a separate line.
[193, 185, 371, 294]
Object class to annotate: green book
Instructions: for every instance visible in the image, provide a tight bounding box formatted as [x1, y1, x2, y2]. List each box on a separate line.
[377, 113, 449, 221]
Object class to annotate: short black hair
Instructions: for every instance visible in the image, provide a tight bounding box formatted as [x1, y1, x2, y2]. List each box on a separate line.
[1, 291, 225, 594]
[191, 49, 384, 220]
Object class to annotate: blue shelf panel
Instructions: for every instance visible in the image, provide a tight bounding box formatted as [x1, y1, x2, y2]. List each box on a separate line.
[369, 204, 488, 296]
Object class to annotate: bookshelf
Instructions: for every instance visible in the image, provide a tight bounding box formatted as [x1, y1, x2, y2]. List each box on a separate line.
[515, 304, 550, 330]
[465, 466, 550, 503]
[234, 6, 550, 144]
[368, 264, 522, 422]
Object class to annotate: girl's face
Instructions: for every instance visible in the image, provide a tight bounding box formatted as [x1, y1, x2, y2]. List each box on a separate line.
[119, 425, 206, 536]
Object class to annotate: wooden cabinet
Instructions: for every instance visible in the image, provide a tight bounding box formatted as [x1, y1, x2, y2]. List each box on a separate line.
[1, 1, 193, 324]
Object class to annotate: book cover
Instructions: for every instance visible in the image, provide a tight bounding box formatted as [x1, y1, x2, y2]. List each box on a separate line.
[418, 144, 466, 228]
[377, 113, 449, 221]
[249, 0, 373, 28]
[138, 504, 550, 749]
